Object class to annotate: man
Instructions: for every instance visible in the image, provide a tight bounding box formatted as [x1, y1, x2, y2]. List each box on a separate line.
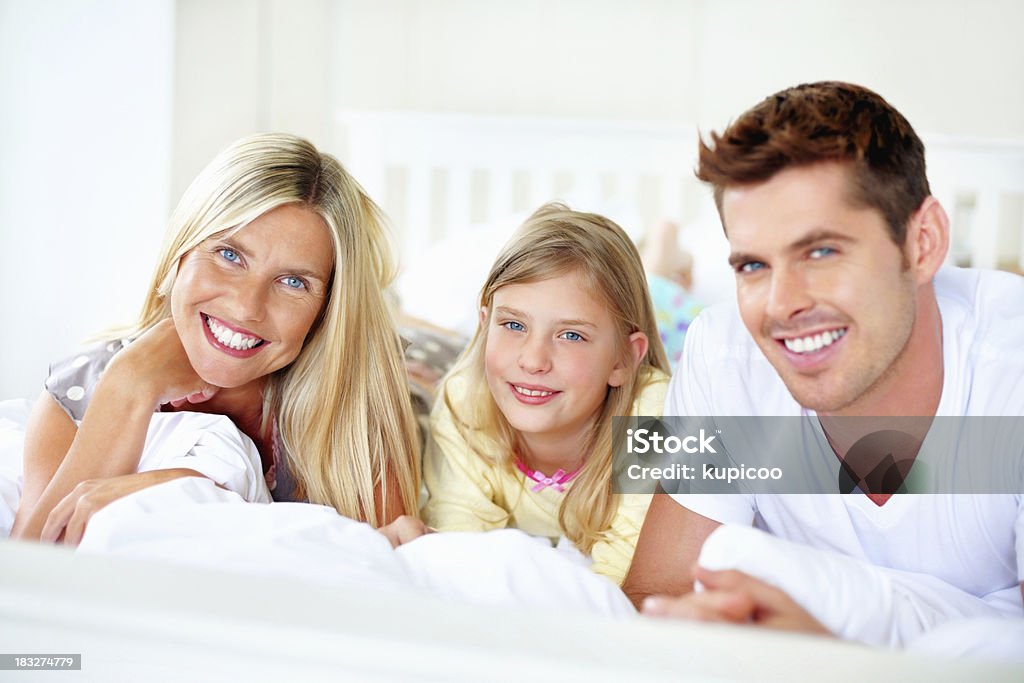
[622, 82, 1024, 647]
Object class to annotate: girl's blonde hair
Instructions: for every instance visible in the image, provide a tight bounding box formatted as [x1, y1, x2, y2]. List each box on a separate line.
[441, 203, 669, 552]
[115, 133, 419, 525]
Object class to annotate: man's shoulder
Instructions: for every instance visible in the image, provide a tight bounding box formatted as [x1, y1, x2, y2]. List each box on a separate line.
[936, 266, 1024, 319]
[935, 266, 1024, 355]
[670, 300, 797, 415]
[935, 267, 1024, 414]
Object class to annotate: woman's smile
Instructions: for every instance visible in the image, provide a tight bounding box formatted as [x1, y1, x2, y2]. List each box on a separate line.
[201, 313, 268, 357]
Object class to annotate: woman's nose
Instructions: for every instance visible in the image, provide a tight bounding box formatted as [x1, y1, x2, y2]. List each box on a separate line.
[231, 281, 269, 323]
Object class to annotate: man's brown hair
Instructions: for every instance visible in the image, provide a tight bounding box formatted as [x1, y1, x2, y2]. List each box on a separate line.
[697, 81, 930, 245]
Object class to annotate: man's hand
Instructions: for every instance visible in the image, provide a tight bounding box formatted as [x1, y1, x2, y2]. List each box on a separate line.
[642, 566, 833, 637]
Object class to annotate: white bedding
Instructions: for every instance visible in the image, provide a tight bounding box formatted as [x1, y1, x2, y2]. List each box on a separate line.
[4, 397, 1023, 672]
[80, 477, 633, 617]
[0, 398, 632, 617]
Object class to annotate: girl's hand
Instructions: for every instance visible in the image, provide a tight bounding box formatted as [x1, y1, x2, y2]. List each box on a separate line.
[105, 318, 219, 408]
[40, 469, 205, 546]
[379, 515, 431, 548]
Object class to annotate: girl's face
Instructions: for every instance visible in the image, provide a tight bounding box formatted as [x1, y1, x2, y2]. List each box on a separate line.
[170, 204, 334, 390]
[483, 271, 635, 455]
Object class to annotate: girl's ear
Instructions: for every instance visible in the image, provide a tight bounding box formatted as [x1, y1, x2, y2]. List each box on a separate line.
[479, 306, 488, 329]
[608, 331, 649, 388]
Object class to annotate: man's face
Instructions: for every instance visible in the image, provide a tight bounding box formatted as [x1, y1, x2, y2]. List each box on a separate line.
[723, 162, 918, 415]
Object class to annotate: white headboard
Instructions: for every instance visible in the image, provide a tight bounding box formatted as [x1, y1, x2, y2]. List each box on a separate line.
[335, 111, 1024, 330]
[924, 135, 1024, 272]
[337, 110, 703, 254]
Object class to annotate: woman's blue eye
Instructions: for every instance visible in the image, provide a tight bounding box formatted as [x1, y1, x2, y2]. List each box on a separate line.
[503, 321, 525, 332]
[281, 276, 306, 290]
[219, 248, 241, 263]
[560, 331, 583, 342]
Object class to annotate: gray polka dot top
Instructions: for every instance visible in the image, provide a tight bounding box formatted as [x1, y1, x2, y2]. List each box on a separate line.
[43, 339, 299, 502]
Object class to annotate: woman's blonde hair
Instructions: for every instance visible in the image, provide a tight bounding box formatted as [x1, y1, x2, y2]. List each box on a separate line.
[441, 203, 669, 552]
[116, 133, 419, 525]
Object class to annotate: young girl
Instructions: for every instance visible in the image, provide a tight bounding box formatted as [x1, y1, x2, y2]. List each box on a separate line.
[13, 133, 422, 543]
[423, 203, 671, 585]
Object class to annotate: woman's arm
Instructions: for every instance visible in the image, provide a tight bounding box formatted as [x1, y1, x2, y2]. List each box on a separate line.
[13, 367, 168, 540]
[13, 319, 216, 541]
[11, 392, 78, 537]
[376, 467, 414, 525]
[40, 468, 207, 545]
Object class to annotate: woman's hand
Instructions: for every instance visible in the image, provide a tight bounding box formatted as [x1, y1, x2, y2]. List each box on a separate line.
[105, 318, 219, 409]
[378, 515, 431, 548]
[40, 469, 204, 546]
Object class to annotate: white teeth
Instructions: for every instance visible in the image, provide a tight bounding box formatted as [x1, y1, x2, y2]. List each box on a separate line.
[513, 385, 553, 398]
[784, 328, 846, 354]
[204, 316, 263, 350]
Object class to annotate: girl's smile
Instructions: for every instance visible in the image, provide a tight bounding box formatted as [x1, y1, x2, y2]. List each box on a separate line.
[508, 381, 560, 404]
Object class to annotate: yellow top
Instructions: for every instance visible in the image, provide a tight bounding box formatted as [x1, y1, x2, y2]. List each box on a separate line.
[423, 366, 669, 585]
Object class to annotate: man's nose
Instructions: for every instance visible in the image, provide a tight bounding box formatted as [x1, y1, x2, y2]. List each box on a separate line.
[765, 266, 813, 322]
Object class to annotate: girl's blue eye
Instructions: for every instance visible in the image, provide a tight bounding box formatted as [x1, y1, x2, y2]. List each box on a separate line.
[281, 276, 306, 290]
[560, 331, 583, 342]
[219, 248, 241, 263]
[503, 321, 525, 332]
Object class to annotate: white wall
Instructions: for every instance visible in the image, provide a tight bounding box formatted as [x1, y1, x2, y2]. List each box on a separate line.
[171, 0, 335, 200]
[0, 0, 174, 399]
[692, 0, 1024, 140]
[4, 0, 1022, 399]
[332, 0, 1024, 141]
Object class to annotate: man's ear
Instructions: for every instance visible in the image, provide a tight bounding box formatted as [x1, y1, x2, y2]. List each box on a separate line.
[609, 331, 649, 388]
[905, 196, 950, 284]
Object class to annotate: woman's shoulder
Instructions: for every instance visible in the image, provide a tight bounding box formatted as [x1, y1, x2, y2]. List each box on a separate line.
[44, 338, 127, 424]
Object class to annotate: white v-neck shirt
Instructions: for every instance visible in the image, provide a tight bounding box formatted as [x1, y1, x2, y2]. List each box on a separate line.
[667, 267, 1024, 602]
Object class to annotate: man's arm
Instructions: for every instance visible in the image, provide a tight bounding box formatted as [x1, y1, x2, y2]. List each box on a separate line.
[621, 489, 722, 609]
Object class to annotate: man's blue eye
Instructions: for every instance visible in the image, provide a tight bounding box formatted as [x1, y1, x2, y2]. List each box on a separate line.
[282, 276, 305, 290]
[219, 248, 240, 263]
[560, 331, 583, 342]
[738, 261, 764, 273]
[810, 247, 836, 259]
[503, 321, 524, 332]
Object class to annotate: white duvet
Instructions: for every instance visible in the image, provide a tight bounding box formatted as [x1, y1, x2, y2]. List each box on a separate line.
[0, 398, 633, 618]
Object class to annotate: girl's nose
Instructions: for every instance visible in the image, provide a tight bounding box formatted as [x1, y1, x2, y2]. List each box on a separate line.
[518, 334, 552, 374]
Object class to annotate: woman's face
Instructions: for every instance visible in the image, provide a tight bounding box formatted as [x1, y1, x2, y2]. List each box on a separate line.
[170, 204, 334, 390]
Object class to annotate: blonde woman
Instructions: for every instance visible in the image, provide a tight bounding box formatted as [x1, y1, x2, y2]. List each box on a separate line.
[424, 203, 671, 585]
[13, 133, 421, 543]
